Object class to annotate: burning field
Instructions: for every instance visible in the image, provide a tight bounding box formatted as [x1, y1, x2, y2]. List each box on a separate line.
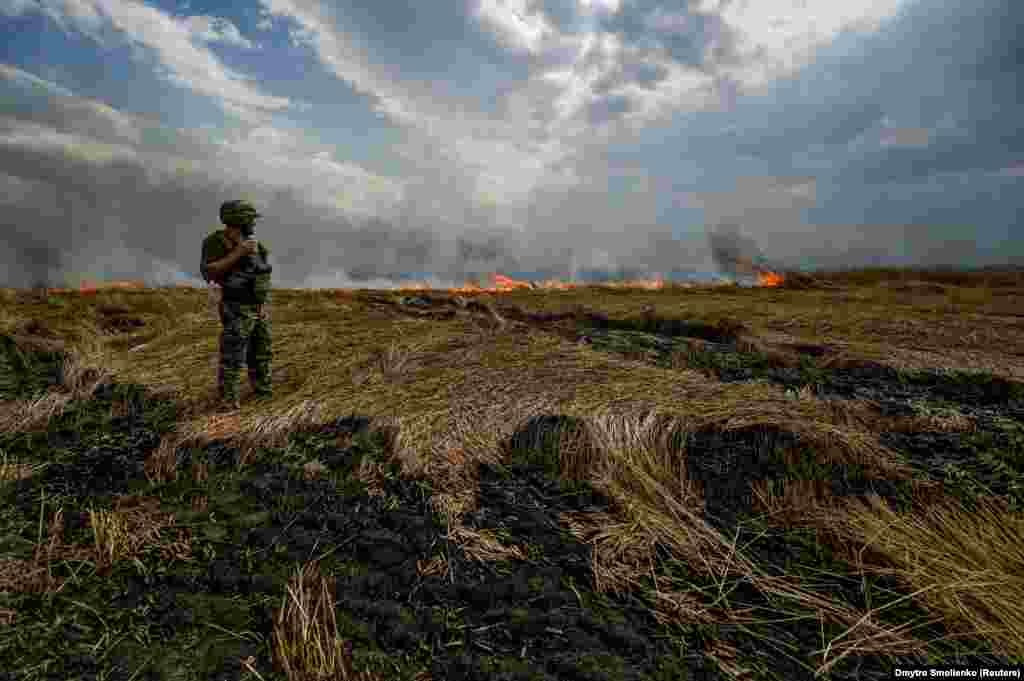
[38, 267, 797, 297]
[1, 266, 1023, 680]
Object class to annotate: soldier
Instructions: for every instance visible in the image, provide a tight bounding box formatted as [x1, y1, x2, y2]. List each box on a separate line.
[201, 200, 274, 412]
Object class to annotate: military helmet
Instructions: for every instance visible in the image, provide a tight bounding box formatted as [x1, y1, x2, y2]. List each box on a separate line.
[219, 200, 262, 226]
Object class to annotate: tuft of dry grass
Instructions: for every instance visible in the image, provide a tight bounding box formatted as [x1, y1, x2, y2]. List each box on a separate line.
[817, 494, 1024, 661]
[0, 493, 191, 594]
[270, 562, 384, 681]
[0, 324, 115, 431]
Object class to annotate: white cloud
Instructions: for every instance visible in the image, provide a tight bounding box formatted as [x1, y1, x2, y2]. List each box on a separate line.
[0, 0, 107, 42]
[0, 61, 407, 221]
[541, 31, 628, 136]
[593, 0, 906, 133]
[474, 0, 551, 54]
[181, 14, 255, 49]
[255, 0, 581, 209]
[246, 0, 906, 223]
[207, 124, 406, 219]
[715, 0, 906, 90]
[613, 56, 718, 127]
[0, 118, 138, 163]
[7, 0, 291, 123]
[99, 0, 290, 122]
[1, 66, 146, 146]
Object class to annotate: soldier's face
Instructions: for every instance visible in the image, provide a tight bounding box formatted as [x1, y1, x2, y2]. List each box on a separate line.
[225, 224, 243, 242]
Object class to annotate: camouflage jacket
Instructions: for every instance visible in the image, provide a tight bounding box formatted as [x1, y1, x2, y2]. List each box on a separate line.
[201, 229, 273, 304]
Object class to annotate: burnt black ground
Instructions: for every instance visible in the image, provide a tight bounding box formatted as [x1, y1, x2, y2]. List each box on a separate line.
[1, 328, 1022, 680]
[2, 376, 734, 681]
[573, 320, 1024, 518]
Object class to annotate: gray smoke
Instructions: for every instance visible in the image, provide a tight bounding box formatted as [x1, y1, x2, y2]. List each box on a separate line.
[707, 223, 767, 279]
[2, 223, 65, 289]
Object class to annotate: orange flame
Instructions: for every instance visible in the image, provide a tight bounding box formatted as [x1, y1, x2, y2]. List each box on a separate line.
[42, 280, 148, 296]
[436, 273, 677, 295]
[79, 280, 147, 295]
[445, 273, 536, 294]
[39, 272, 784, 297]
[492, 273, 533, 291]
[601, 275, 666, 291]
[757, 270, 785, 287]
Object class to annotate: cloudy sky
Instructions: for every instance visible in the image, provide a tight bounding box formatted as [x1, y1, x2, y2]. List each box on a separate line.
[1, 0, 1021, 289]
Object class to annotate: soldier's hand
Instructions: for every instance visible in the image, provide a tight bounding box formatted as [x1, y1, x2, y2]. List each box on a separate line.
[236, 239, 258, 256]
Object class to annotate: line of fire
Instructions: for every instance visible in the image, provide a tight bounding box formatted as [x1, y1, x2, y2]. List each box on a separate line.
[40, 268, 786, 296]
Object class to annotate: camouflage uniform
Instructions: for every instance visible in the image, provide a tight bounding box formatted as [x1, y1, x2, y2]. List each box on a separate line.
[201, 201, 274, 408]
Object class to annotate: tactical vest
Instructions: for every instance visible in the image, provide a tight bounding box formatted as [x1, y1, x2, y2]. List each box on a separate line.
[220, 236, 273, 305]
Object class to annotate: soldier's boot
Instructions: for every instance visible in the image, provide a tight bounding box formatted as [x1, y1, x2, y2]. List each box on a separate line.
[248, 366, 273, 400]
[217, 397, 241, 413]
[217, 367, 242, 412]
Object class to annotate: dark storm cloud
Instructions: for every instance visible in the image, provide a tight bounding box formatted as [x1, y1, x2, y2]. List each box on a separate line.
[727, 0, 1023, 185]
[724, 63, 889, 163]
[840, 1, 1022, 185]
[601, 0, 1024, 271]
[844, 133, 1010, 186]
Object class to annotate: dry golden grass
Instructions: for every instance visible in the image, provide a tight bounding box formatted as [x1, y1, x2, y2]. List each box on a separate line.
[270, 562, 384, 681]
[820, 494, 1024, 661]
[3, 270, 1024, 675]
[0, 492, 192, 594]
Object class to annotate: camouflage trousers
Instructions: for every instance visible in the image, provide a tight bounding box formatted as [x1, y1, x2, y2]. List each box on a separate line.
[217, 300, 273, 402]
